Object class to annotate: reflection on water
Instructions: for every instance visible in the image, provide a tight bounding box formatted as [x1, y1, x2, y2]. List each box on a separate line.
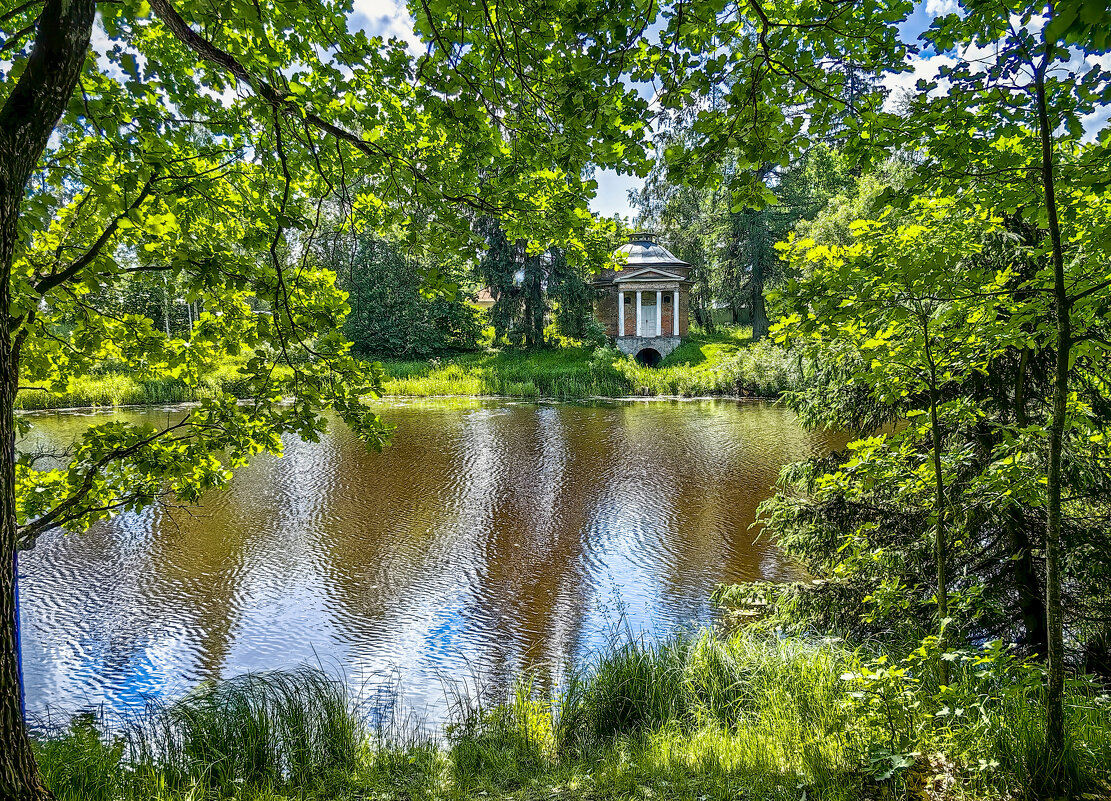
[18, 398, 841, 725]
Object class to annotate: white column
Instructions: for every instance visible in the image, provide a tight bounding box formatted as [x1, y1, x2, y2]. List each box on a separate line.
[617, 290, 624, 337]
[673, 289, 680, 336]
[655, 291, 662, 337]
[635, 291, 642, 337]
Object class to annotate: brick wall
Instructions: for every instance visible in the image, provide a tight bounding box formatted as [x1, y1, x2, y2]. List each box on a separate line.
[595, 286, 689, 338]
[594, 291, 618, 337]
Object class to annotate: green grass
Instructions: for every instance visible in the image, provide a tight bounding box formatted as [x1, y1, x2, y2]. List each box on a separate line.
[15, 360, 260, 411]
[380, 327, 802, 400]
[35, 667, 364, 800]
[33, 628, 1111, 800]
[15, 327, 801, 410]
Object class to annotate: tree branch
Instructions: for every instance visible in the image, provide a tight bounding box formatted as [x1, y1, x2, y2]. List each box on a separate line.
[32, 178, 156, 298]
[147, 0, 502, 214]
[16, 414, 194, 545]
[0, 0, 96, 197]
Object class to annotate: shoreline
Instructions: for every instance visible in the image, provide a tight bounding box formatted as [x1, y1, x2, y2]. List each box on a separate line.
[16, 332, 799, 413]
[17, 391, 782, 416]
[31, 624, 1110, 801]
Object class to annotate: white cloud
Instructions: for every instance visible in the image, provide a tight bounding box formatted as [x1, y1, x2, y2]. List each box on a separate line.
[591, 168, 642, 222]
[350, 0, 424, 54]
[882, 52, 957, 111]
[884, 29, 1109, 144]
[1081, 104, 1111, 144]
[924, 0, 959, 16]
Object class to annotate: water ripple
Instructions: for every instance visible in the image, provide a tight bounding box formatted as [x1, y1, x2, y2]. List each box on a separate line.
[18, 398, 841, 726]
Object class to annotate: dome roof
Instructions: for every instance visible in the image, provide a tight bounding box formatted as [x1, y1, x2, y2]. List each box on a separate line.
[615, 233, 690, 268]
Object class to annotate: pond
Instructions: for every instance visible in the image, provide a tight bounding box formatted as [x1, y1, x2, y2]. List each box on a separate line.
[17, 398, 842, 727]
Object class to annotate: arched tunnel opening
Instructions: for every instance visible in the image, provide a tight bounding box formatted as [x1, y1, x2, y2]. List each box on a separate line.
[635, 348, 663, 368]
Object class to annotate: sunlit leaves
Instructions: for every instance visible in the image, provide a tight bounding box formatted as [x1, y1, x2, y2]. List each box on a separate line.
[638, 0, 913, 206]
[6, 0, 656, 540]
[776, 197, 1021, 420]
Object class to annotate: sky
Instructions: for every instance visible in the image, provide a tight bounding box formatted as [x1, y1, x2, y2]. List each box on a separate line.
[347, 0, 1110, 222]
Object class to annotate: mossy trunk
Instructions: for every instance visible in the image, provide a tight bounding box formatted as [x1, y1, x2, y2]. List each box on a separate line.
[0, 352, 44, 801]
[0, 1, 97, 796]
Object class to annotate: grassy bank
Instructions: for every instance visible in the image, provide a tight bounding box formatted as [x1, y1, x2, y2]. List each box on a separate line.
[14, 361, 258, 411]
[15, 328, 800, 410]
[33, 628, 1111, 801]
[381, 327, 798, 399]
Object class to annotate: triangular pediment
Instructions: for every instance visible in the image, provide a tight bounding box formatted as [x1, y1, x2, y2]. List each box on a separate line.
[615, 268, 685, 282]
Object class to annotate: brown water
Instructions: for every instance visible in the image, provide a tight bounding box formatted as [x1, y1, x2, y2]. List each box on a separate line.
[17, 398, 841, 726]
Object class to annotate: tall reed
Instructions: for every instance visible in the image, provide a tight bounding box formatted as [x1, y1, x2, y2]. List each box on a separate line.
[33, 629, 1111, 800]
[36, 668, 363, 800]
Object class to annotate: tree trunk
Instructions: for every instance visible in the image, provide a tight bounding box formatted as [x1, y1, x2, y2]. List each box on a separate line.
[693, 271, 714, 333]
[522, 251, 544, 349]
[1035, 61, 1069, 775]
[0, 349, 45, 801]
[1009, 506, 1049, 656]
[0, 2, 96, 797]
[0, 179, 46, 800]
[750, 268, 768, 340]
[1009, 348, 1049, 656]
[163, 277, 172, 336]
[923, 320, 950, 686]
[747, 209, 770, 341]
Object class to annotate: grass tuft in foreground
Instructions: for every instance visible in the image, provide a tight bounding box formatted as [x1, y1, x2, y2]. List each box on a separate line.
[36, 667, 363, 800]
[33, 628, 1111, 800]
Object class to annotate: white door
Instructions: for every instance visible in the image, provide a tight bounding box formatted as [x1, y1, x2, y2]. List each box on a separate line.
[639, 298, 656, 336]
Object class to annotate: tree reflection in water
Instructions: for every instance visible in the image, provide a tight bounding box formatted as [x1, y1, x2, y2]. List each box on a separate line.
[17, 398, 843, 726]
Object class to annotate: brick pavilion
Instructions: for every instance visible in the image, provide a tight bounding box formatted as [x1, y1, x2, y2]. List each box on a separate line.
[592, 233, 692, 365]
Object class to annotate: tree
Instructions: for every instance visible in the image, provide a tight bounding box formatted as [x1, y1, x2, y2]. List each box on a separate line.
[475, 217, 604, 348]
[768, 187, 1111, 798]
[635, 141, 850, 338]
[0, 0, 654, 796]
[84, 272, 202, 338]
[774, 198, 1022, 684]
[645, 0, 1110, 778]
[637, 0, 910, 207]
[546, 247, 603, 343]
[631, 120, 720, 331]
[319, 234, 482, 358]
[879, 2, 1111, 770]
[475, 218, 533, 345]
[720, 148, 851, 338]
[765, 155, 1111, 798]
